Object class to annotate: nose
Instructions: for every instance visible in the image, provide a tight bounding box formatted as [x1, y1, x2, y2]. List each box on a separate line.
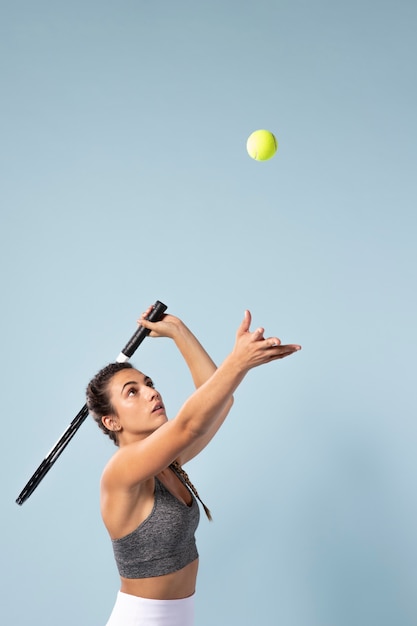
[146, 386, 160, 401]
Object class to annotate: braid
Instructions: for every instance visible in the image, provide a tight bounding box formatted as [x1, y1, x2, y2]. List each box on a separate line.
[170, 460, 212, 521]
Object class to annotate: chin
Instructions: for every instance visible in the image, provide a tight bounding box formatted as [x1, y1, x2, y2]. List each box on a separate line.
[153, 413, 168, 426]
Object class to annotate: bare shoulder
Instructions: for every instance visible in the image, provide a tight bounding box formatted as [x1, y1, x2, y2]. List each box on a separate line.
[100, 447, 128, 489]
[100, 439, 152, 490]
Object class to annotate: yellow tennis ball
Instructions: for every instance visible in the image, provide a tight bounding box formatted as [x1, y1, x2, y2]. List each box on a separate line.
[246, 129, 278, 161]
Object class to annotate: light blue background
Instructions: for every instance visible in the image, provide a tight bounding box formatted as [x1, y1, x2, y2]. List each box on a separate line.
[2, 1, 416, 625]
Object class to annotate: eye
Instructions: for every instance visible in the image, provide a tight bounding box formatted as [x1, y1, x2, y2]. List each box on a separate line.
[146, 379, 155, 388]
[127, 387, 137, 397]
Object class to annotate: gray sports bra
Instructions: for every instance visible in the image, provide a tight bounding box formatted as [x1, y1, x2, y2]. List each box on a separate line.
[111, 473, 200, 579]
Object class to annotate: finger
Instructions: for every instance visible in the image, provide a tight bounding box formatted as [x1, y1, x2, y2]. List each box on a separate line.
[140, 305, 154, 320]
[136, 317, 155, 330]
[252, 326, 265, 341]
[267, 337, 282, 348]
[269, 344, 302, 359]
[137, 303, 161, 326]
[267, 341, 301, 351]
[138, 314, 161, 325]
[238, 310, 251, 334]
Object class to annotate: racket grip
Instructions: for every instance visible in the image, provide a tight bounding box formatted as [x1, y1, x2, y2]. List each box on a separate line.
[116, 300, 167, 362]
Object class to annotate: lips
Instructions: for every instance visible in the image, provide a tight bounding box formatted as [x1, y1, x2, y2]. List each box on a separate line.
[152, 403, 164, 413]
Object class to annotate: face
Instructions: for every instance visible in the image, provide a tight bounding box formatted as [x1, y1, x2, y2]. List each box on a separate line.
[103, 368, 167, 443]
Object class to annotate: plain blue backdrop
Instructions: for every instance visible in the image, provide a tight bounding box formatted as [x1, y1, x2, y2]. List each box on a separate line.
[1, 1, 416, 624]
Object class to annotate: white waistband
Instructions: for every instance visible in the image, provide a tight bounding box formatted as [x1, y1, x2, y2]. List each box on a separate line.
[105, 591, 195, 626]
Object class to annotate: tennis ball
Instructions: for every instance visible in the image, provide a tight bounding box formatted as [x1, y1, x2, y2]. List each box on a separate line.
[246, 129, 278, 161]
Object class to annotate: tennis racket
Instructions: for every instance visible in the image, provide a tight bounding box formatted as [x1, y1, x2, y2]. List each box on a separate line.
[16, 300, 167, 506]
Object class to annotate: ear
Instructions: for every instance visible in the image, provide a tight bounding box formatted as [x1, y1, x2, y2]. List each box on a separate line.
[102, 415, 121, 433]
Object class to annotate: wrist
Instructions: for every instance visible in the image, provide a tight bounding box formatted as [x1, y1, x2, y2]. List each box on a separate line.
[171, 319, 192, 343]
[222, 352, 249, 378]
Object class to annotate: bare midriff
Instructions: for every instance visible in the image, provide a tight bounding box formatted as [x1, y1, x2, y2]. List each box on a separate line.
[119, 558, 199, 600]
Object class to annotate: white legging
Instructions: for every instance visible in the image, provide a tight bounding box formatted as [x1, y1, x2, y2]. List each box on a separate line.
[105, 591, 195, 626]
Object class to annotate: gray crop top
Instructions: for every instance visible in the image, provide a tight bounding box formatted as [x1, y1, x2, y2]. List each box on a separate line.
[111, 474, 200, 578]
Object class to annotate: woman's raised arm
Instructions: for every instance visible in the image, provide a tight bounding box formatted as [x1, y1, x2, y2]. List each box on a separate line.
[103, 310, 301, 487]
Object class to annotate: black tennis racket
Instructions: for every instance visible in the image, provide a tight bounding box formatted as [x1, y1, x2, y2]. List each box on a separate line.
[16, 300, 167, 506]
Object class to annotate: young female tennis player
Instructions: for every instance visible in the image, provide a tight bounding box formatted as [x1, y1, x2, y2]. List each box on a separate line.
[86, 305, 301, 626]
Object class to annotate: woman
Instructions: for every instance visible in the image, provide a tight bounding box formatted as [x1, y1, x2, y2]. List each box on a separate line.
[86, 305, 301, 626]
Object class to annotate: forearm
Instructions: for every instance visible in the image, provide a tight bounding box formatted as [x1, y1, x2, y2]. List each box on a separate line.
[176, 353, 246, 437]
[172, 322, 234, 464]
[172, 322, 218, 388]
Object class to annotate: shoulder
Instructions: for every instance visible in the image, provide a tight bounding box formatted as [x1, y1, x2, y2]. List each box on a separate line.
[100, 447, 124, 489]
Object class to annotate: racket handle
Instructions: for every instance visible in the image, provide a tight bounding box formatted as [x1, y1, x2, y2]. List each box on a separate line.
[116, 300, 167, 362]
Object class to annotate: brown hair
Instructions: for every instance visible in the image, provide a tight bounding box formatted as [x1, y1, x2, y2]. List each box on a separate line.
[86, 361, 133, 446]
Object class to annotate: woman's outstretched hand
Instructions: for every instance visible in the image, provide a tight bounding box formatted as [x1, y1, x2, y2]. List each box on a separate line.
[138, 305, 301, 373]
[231, 310, 301, 372]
